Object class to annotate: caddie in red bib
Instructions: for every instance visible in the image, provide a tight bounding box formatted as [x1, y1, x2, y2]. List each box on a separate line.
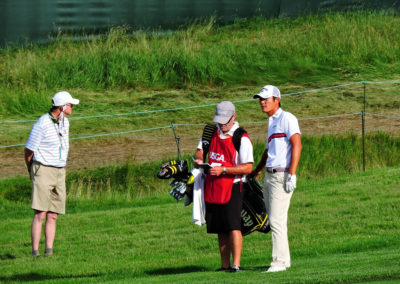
[193, 101, 254, 273]
[204, 129, 250, 204]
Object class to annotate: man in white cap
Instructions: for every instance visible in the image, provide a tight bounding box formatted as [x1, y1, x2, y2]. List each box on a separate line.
[251, 85, 302, 273]
[193, 101, 254, 272]
[24, 91, 79, 257]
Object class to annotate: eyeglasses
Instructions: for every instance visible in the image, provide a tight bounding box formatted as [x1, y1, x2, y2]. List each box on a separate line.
[221, 115, 234, 125]
[67, 104, 74, 108]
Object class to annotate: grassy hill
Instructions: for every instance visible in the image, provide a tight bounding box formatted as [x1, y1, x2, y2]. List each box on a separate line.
[1, 11, 400, 118]
[1, 167, 399, 283]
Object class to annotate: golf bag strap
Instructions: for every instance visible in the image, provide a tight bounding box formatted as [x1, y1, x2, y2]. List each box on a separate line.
[232, 127, 246, 154]
[201, 124, 247, 161]
[201, 123, 217, 161]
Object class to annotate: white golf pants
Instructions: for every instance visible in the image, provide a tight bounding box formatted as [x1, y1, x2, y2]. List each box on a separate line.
[263, 172, 293, 268]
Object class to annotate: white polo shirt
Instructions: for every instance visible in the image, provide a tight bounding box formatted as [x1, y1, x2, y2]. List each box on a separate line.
[26, 113, 70, 167]
[197, 122, 254, 182]
[265, 108, 301, 169]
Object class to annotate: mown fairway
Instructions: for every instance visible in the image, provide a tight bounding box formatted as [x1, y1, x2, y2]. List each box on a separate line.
[1, 167, 399, 283]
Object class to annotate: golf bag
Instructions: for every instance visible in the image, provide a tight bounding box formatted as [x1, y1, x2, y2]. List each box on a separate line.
[241, 177, 270, 236]
[156, 123, 270, 236]
[157, 160, 194, 206]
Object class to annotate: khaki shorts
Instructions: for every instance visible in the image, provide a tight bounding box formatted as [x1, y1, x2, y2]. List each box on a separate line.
[30, 162, 66, 214]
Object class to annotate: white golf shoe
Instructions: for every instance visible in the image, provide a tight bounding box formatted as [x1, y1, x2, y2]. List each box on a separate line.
[263, 265, 287, 273]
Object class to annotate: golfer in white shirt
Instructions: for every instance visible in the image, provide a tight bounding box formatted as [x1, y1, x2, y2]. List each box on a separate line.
[251, 85, 302, 273]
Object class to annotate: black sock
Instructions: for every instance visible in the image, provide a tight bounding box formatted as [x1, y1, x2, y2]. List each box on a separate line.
[44, 248, 53, 255]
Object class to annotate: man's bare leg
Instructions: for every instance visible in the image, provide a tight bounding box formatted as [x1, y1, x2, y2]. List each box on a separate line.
[31, 210, 47, 255]
[44, 212, 58, 254]
[218, 233, 231, 268]
[230, 230, 243, 267]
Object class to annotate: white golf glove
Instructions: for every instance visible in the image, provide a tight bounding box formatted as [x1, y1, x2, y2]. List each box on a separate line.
[285, 174, 296, 193]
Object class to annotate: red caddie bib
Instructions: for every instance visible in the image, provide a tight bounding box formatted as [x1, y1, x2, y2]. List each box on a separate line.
[204, 130, 237, 204]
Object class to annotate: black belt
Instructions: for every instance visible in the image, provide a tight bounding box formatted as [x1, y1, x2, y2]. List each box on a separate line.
[33, 161, 64, 169]
[266, 167, 289, 173]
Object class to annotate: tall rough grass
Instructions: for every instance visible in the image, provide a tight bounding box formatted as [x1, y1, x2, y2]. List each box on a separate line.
[1, 12, 400, 114]
[1, 133, 399, 201]
[66, 162, 165, 200]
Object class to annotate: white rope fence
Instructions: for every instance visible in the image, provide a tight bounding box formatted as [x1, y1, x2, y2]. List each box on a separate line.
[1, 112, 399, 149]
[1, 80, 399, 125]
[1, 81, 399, 149]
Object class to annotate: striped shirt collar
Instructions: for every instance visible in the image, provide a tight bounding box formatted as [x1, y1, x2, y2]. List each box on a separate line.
[48, 111, 58, 124]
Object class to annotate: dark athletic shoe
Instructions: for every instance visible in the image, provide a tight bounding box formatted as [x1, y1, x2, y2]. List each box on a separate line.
[32, 250, 40, 258]
[228, 265, 241, 273]
[44, 248, 53, 256]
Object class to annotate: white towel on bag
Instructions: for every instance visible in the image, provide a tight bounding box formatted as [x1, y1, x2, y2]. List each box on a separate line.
[191, 168, 206, 226]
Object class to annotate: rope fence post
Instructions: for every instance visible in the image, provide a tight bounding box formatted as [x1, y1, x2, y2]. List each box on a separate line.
[362, 81, 366, 172]
[170, 122, 182, 161]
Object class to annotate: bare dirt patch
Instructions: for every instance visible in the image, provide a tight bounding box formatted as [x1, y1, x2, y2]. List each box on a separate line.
[2, 115, 399, 178]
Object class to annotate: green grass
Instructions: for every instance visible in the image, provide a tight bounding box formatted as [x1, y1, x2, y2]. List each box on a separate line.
[2, 133, 400, 201]
[1, 12, 399, 154]
[0, 167, 399, 283]
[1, 83, 400, 150]
[1, 11, 400, 117]
[299, 133, 400, 178]
[1, 10, 400, 283]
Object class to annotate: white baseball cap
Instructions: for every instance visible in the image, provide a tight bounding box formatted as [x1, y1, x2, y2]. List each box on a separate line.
[213, 101, 236, 124]
[52, 91, 80, 106]
[253, 85, 281, 99]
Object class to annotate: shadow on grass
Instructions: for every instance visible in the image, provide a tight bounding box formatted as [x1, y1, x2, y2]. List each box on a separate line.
[145, 265, 207, 275]
[0, 253, 16, 260]
[241, 266, 268, 271]
[0, 272, 103, 282]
